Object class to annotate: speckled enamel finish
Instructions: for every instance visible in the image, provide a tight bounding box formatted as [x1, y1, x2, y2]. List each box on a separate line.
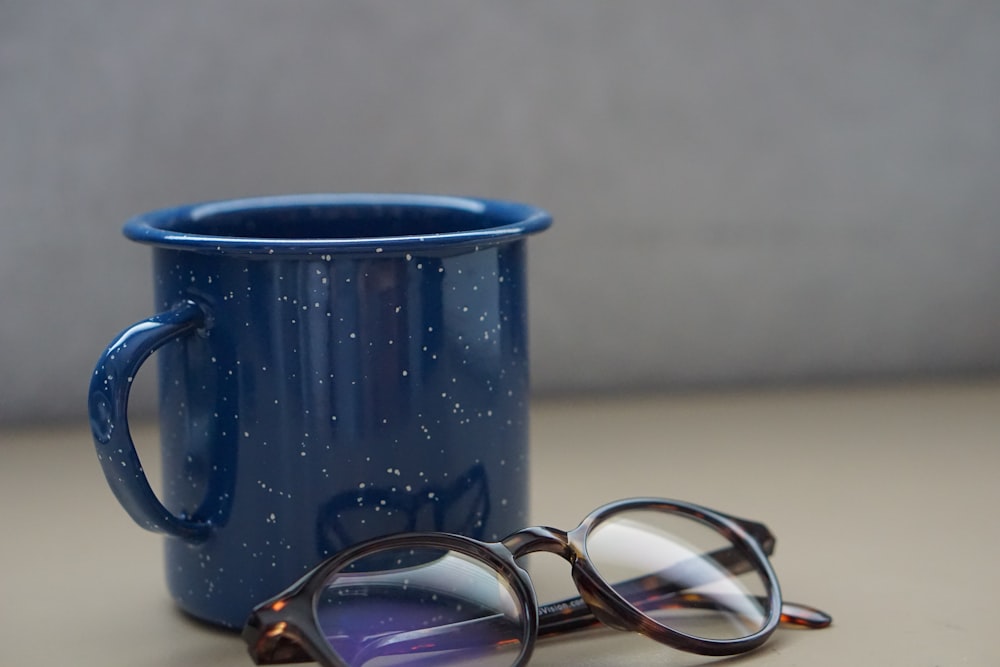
[89, 194, 550, 628]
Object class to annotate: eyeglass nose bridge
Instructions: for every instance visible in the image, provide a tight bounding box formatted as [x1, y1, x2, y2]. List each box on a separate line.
[501, 525, 636, 634]
[501, 525, 574, 560]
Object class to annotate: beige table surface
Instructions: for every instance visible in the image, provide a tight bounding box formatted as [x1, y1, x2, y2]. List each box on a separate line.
[2, 379, 999, 666]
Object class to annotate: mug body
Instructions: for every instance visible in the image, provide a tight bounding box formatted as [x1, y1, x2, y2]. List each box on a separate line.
[97, 194, 549, 628]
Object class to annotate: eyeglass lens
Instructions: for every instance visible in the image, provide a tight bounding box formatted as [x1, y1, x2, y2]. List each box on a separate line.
[315, 546, 526, 667]
[585, 509, 771, 641]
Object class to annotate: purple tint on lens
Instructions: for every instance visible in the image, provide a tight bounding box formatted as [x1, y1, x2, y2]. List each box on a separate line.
[315, 547, 525, 667]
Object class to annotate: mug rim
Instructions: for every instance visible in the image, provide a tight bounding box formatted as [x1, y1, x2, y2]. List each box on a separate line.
[123, 193, 551, 256]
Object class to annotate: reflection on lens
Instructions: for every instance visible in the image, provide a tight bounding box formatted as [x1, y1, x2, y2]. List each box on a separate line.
[315, 546, 525, 667]
[585, 509, 770, 641]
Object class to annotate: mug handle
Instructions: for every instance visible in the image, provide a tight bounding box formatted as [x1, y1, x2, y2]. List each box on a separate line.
[88, 300, 211, 542]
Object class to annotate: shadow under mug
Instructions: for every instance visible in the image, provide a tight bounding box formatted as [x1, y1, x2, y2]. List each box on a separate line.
[88, 194, 551, 628]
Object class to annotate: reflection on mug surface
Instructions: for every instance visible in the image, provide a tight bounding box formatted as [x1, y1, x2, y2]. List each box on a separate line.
[317, 462, 491, 555]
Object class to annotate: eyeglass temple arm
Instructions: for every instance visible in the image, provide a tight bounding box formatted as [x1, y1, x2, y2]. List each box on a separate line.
[735, 518, 833, 628]
[536, 589, 831, 640]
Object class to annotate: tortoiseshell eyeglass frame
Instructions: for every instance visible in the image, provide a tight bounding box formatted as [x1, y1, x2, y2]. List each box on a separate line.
[243, 497, 832, 666]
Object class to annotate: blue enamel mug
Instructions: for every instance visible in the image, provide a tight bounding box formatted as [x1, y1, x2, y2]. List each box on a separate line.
[88, 194, 551, 628]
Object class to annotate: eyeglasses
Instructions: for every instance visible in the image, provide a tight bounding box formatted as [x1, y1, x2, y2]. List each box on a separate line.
[243, 497, 832, 667]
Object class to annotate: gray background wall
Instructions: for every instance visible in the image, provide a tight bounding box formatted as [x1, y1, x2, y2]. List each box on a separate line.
[2, 2, 999, 424]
